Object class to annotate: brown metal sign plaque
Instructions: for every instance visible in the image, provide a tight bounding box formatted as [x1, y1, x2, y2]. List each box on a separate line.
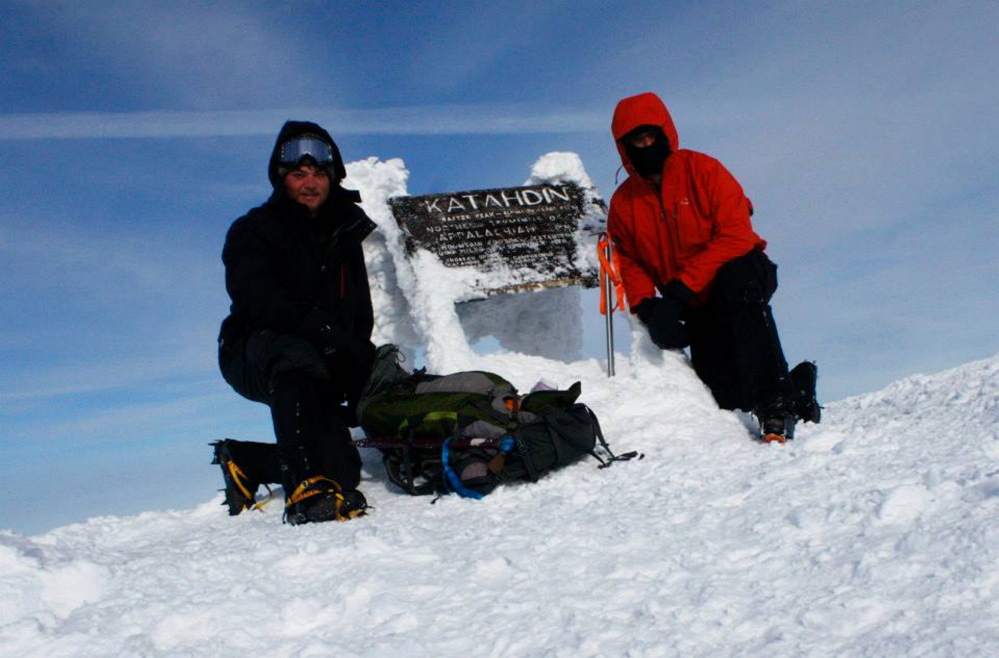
[389, 182, 596, 295]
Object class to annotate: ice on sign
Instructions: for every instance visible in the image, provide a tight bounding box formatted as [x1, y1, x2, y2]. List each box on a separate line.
[389, 182, 598, 296]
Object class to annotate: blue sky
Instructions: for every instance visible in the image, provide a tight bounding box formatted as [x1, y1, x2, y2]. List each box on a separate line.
[2, 0, 996, 534]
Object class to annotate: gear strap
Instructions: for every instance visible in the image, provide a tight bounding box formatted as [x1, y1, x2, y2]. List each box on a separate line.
[578, 404, 643, 468]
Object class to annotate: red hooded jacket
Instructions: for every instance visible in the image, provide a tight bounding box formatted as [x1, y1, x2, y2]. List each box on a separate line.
[607, 92, 765, 310]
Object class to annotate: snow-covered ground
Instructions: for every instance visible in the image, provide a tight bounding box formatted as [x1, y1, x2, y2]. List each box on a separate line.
[2, 156, 996, 656]
[2, 351, 997, 657]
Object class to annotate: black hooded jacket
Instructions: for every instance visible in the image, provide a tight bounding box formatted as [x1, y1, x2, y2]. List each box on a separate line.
[218, 121, 376, 360]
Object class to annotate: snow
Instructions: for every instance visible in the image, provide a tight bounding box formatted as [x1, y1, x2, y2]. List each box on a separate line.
[351, 152, 606, 371]
[2, 156, 997, 657]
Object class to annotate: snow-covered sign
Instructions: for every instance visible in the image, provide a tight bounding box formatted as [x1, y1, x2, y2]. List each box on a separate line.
[389, 182, 599, 296]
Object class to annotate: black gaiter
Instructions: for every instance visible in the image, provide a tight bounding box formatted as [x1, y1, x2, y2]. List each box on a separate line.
[625, 138, 672, 178]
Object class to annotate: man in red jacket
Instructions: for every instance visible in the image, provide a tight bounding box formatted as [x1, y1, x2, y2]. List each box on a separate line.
[607, 92, 819, 441]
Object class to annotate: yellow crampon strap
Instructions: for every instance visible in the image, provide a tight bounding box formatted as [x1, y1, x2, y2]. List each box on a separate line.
[285, 476, 365, 522]
[597, 233, 626, 316]
[251, 484, 274, 512]
[338, 502, 366, 521]
[285, 475, 343, 509]
[225, 460, 254, 500]
[226, 460, 273, 513]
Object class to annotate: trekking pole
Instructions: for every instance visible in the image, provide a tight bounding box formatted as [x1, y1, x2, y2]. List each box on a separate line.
[597, 234, 622, 378]
[604, 248, 615, 377]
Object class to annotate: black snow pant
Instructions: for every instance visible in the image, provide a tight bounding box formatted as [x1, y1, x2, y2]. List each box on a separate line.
[683, 250, 792, 415]
[218, 329, 362, 492]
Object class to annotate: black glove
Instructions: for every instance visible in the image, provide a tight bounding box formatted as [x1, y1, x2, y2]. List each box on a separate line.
[662, 278, 696, 304]
[300, 308, 351, 357]
[300, 309, 366, 401]
[634, 297, 689, 350]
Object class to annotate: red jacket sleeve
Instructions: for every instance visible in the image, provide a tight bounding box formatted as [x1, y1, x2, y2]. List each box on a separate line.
[607, 197, 658, 312]
[676, 156, 762, 293]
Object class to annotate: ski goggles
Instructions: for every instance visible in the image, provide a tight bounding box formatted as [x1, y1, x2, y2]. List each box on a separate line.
[277, 135, 335, 167]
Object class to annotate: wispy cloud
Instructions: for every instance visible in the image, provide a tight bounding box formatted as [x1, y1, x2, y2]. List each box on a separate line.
[5, 386, 244, 445]
[8, 1, 346, 110]
[0, 104, 606, 140]
[404, 1, 570, 93]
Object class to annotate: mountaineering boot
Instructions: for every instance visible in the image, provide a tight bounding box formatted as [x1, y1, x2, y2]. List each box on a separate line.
[338, 489, 369, 520]
[211, 439, 260, 515]
[284, 476, 368, 525]
[790, 361, 822, 424]
[280, 445, 367, 525]
[756, 403, 797, 443]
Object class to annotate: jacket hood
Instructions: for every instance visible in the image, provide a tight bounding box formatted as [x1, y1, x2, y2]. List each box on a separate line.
[267, 120, 348, 190]
[611, 93, 680, 175]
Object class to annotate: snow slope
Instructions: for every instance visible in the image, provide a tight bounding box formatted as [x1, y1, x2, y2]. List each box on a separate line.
[2, 155, 996, 656]
[2, 352, 997, 657]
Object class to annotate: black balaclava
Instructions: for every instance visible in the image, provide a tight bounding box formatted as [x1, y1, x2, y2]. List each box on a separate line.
[623, 125, 672, 178]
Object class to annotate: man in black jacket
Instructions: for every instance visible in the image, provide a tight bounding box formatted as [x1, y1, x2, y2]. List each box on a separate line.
[213, 121, 376, 525]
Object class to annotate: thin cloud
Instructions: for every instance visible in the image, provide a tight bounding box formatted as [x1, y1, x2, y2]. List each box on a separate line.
[0, 104, 606, 140]
[13, 1, 346, 110]
[5, 385, 246, 446]
[404, 1, 569, 93]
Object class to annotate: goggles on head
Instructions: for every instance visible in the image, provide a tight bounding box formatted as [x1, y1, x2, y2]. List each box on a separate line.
[278, 135, 335, 167]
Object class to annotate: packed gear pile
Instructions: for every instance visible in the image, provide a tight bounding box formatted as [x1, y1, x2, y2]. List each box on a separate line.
[354, 345, 639, 498]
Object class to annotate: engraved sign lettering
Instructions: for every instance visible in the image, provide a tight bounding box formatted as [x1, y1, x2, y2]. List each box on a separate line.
[389, 182, 596, 296]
